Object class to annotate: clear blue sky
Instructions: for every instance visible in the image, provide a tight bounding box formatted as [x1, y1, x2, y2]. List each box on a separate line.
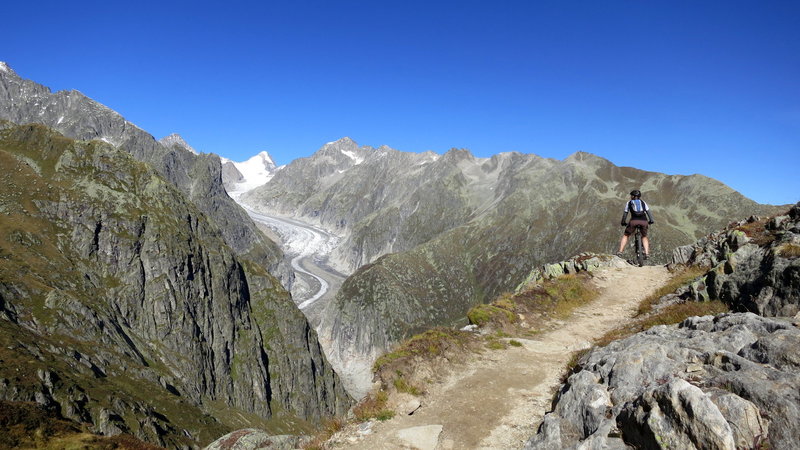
[3, 0, 798, 205]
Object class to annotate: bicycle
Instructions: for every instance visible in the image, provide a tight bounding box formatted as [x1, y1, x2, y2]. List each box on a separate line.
[633, 225, 646, 267]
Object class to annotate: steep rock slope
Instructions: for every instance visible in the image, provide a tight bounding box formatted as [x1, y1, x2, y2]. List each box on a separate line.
[0, 124, 351, 446]
[0, 63, 289, 284]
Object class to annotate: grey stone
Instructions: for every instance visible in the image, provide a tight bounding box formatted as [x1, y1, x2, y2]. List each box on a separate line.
[709, 389, 769, 449]
[395, 424, 443, 450]
[204, 429, 305, 450]
[618, 379, 736, 450]
[524, 313, 800, 449]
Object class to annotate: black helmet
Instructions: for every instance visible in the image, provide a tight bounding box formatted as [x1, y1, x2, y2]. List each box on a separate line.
[630, 190, 641, 198]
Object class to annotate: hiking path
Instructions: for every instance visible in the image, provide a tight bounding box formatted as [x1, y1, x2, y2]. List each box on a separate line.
[328, 264, 672, 449]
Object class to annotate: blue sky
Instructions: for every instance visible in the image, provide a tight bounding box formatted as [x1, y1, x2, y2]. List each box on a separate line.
[3, 0, 798, 205]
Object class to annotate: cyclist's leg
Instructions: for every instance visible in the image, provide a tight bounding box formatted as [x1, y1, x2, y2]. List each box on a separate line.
[642, 236, 650, 256]
[617, 234, 629, 254]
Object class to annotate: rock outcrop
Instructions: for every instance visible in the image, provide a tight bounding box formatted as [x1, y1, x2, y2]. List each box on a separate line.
[524, 313, 798, 449]
[0, 125, 351, 446]
[204, 429, 308, 450]
[668, 202, 800, 317]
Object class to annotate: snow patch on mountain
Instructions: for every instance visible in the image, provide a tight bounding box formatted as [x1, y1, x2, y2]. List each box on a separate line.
[341, 148, 364, 165]
[224, 151, 281, 199]
[0, 62, 10, 73]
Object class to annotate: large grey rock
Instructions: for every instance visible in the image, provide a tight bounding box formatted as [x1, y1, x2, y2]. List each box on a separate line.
[525, 313, 798, 450]
[618, 378, 736, 450]
[204, 429, 306, 450]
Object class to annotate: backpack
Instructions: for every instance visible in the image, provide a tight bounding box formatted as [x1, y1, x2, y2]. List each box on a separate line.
[628, 199, 648, 220]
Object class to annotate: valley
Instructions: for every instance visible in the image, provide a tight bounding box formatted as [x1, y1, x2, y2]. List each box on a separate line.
[242, 205, 345, 312]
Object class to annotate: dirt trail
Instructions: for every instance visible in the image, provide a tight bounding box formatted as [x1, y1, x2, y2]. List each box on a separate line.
[331, 264, 672, 450]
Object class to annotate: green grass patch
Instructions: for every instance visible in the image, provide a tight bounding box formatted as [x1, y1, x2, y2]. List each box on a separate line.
[468, 273, 599, 332]
[393, 375, 422, 396]
[486, 339, 507, 350]
[508, 340, 523, 347]
[373, 328, 475, 372]
[467, 304, 516, 327]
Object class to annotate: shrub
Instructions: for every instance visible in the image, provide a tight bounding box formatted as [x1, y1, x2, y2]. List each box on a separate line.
[467, 304, 515, 327]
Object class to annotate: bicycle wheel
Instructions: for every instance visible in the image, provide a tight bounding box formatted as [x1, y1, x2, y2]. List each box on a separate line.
[635, 230, 644, 267]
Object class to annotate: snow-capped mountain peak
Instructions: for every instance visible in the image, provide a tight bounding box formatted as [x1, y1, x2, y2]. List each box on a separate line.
[221, 150, 281, 200]
[0, 61, 12, 74]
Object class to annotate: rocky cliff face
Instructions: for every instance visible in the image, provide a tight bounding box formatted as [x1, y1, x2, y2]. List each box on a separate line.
[0, 124, 351, 446]
[0, 63, 290, 285]
[524, 205, 800, 449]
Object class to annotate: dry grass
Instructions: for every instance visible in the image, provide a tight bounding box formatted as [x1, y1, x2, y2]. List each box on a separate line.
[467, 273, 599, 331]
[635, 266, 708, 316]
[352, 391, 394, 422]
[373, 328, 477, 372]
[735, 219, 775, 247]
[777, 243, 800, 259]
[302, 417, 347, 450]
[596, 300, 729, 348]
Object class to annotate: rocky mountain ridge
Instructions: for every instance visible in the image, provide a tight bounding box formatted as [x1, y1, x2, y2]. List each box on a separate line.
[0, 62, 291, 286]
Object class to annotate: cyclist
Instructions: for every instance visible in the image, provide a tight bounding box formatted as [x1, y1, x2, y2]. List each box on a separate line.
[616, 189, 654, 259]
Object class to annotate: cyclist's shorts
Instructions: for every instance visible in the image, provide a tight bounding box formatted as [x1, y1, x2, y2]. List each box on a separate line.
[624, 219, 649, 237]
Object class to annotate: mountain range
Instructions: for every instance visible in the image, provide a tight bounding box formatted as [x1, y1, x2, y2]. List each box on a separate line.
[239, 137, 786, 395]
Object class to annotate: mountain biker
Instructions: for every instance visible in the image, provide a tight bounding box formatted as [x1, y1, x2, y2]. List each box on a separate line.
[616, 189, 654, 259]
